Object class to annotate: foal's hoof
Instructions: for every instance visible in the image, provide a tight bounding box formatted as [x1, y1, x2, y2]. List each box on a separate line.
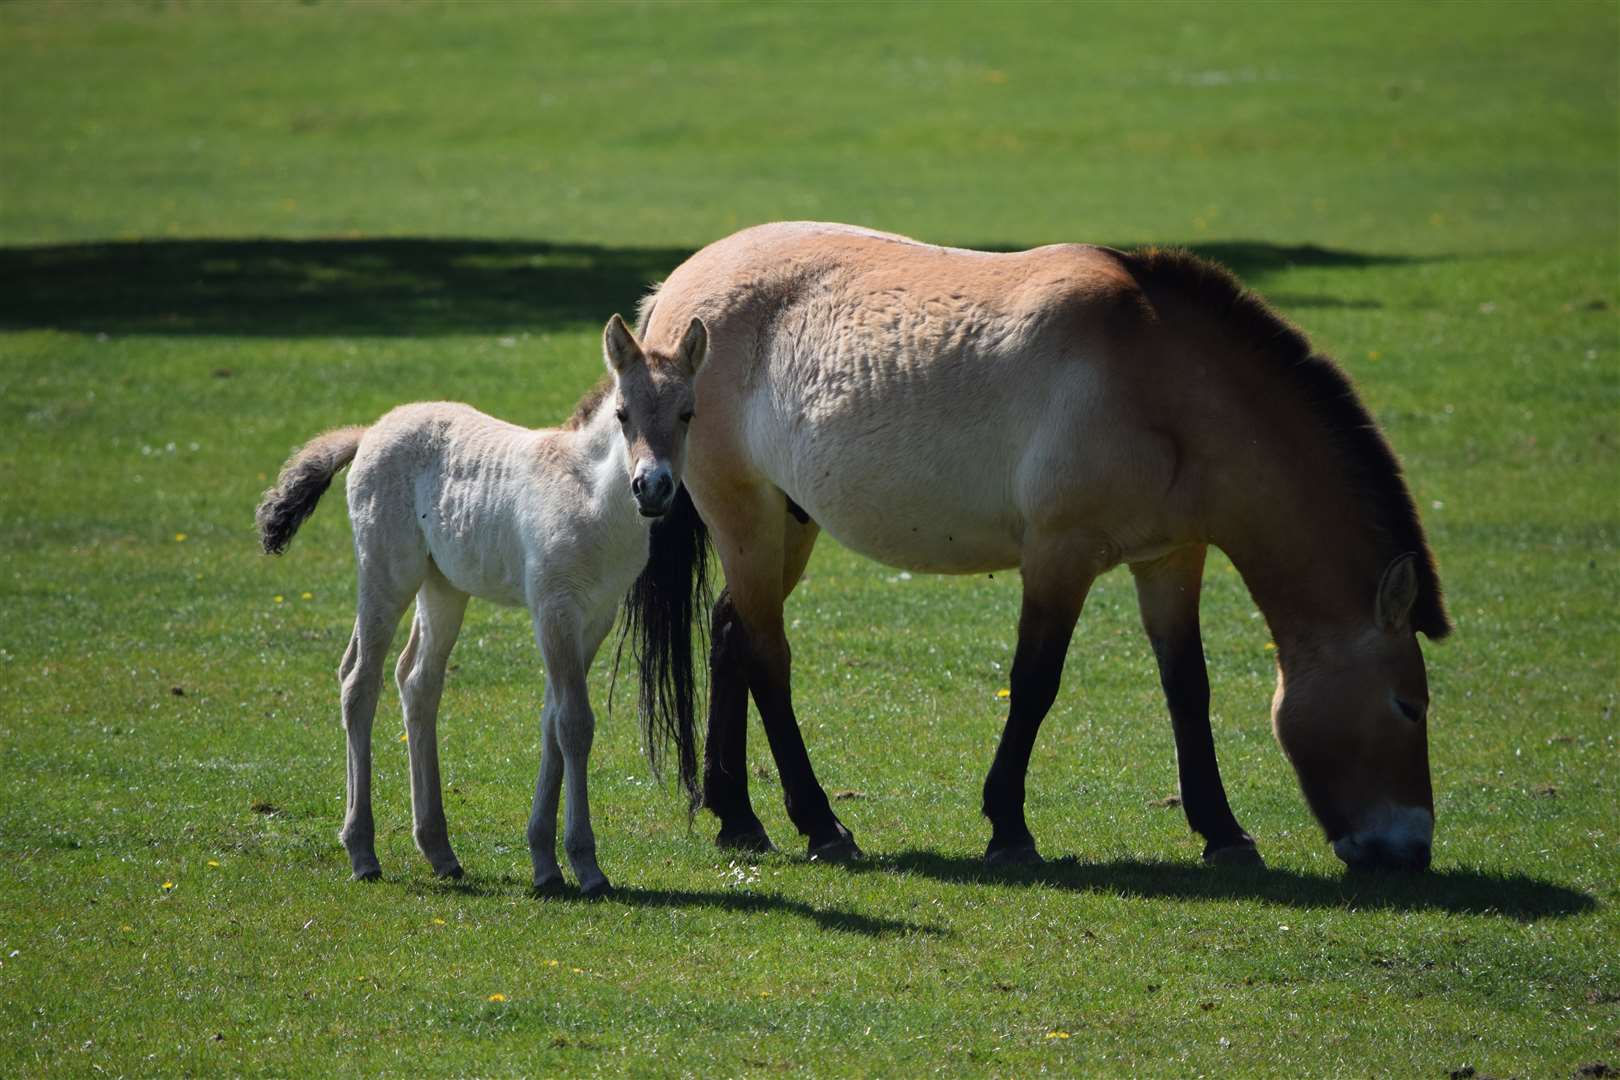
[434, 863, 465, 881]
[351, 866, 382, 883]
[531, 874, 567, 897]
[579, 878, 614, 900]
[984, 839, 1043, 867]
[716, 823, 776, 854]
[807, 834, 863, 863]
[1203, 840, 1265, 868]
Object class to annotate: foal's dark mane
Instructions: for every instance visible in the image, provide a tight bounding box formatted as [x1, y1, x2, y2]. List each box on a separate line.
[561, 375, 613, 431]
[1118, 247, 1451, 639]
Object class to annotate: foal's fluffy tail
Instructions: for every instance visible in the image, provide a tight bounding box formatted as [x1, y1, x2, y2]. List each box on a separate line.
[255, 426, 367, 555]
[616, 483, 712, 815]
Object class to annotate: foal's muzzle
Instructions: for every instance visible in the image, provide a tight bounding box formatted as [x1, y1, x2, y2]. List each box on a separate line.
[632, 466, 675, 517]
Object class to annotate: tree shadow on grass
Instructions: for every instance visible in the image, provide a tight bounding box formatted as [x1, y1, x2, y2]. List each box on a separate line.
[403, 871, 942, 938]
[851, 850, 1595, 923]
[0, 236, 1439, 337]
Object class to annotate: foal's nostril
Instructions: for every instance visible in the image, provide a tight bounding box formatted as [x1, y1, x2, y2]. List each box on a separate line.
[631, 475, 646, 497]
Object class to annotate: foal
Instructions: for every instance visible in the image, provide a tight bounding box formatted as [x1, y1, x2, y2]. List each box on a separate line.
[255, 315, 707, 895]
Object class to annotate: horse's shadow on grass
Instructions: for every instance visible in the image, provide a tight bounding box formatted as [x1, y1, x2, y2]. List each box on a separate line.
[404, 872, 943, 938]
[850, 851, 1595, 923]
[0, 236, 1441, 337]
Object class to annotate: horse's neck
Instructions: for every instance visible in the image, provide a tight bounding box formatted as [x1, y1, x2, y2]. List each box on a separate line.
[1204, 392, 1378, 651]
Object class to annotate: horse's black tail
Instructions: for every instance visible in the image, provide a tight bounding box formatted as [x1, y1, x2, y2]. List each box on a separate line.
[255, 426, 366, 555]
[614, 483, 712, 815]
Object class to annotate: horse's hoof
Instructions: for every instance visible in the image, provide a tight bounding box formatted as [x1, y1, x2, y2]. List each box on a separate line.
[807, 835, 863, 862]
[716, 823, 776, 853]
[435, 863, 464, 880]
[579, 878, 613, 900]
[531, 874, 567, 896]
[1203, 841, 1265, 868]
[984, 840, 1042, 867]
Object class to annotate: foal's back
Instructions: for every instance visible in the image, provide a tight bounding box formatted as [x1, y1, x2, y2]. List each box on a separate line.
[347, 402, 564, 609]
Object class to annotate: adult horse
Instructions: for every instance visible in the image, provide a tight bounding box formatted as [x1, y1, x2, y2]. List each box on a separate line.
[630, 222, 1449, 871]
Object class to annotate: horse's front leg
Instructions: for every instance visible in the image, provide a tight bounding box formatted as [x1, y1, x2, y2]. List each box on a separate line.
[981, 541, 1098, 865]
[530, 604, 611, 897]
[1131, 546, 1262, 866]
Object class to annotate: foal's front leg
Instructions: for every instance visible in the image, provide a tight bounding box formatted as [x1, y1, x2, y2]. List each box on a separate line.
[527, 605, 611, 897]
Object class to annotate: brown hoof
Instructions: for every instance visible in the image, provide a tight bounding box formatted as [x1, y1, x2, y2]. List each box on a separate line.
[984, 840, 1042, 867]
[1203, 841, 1265, 868]
[716, 824, 776, 853]
[807, 835, 863, 862]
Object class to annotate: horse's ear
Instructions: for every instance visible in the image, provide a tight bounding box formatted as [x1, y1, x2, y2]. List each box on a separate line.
[603, 314, 642, 375]
[675, 317, 708, 376]
[1376, 553, 1420, 633]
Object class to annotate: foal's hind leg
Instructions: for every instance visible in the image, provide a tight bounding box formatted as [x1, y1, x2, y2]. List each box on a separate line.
[705, 510, 821, 853]
[1130, 546, 1262, 867]
[338, 587, 416, 881]
[396, 567, 470, 879]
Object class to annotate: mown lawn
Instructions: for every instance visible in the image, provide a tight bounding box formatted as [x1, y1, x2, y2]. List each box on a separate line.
[1, 2, 1615, 1076]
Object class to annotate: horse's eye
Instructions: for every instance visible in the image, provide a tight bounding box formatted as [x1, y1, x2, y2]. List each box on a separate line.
[679, 410, 695, 424]
[1395, 698, 1425, 724]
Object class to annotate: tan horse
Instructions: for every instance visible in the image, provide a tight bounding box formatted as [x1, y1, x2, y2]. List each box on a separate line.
[628, 222, 1450, 871]
[256, 315, 706, 894]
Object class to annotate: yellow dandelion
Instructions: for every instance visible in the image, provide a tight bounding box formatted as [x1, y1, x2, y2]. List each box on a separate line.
[207, 860, 220, 868]
[487, 993, 506, 1002]
[1263, 642, 1277, 652]
[161, 881, 175, 891]
[174, 532, 188, 543]
[1046, 1030, 1071, 1040]
[399, 732, 408, 743]
[759, 990, 771, 997]
[120, 924, 134, 933]
[301, 591, 313, 601]
[1366, 350, 1381, 362]
[432, 917, 446, 926]
[571, 967, 583, 974]
[995, 688, 1011, 700]
[273, 595, 284, 604]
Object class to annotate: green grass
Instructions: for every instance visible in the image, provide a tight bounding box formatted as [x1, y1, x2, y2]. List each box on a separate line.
[2, 1, 1616, 1076]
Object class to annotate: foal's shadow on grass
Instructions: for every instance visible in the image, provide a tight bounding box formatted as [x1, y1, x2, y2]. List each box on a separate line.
[403, 872, 942, 938]
[0, 237, 1442, 337]
[856, 851, 1595, 923]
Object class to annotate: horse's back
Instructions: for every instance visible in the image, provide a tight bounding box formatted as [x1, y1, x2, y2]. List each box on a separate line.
[653, 225, 1180, 572]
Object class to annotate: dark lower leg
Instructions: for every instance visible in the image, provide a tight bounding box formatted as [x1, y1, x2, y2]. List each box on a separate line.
[703, 593, 772, 848]
[1157, 637, 1257, 859]
[982, 598, 1080, 862]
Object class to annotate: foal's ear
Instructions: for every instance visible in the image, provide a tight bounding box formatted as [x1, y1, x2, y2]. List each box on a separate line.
[1376, 553, 1421, 633]
[675, 317, 709, 376]
[603, 314, 643, 375]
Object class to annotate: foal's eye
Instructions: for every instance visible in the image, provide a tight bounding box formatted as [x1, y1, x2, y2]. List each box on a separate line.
[614, 407, 629, 425]
[1394, 698, 1425, 724]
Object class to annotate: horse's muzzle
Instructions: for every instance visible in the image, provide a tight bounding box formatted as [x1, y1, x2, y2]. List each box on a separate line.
[1332, 806, 1433, 872]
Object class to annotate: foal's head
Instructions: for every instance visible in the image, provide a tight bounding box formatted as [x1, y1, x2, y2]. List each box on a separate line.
[602, 313, 707, 518]
[1271, 554, 1438, 872]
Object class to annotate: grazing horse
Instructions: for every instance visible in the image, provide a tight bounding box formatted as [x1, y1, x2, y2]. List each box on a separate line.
[256, 314, 707, 895]
[629, 222, 1450, 872]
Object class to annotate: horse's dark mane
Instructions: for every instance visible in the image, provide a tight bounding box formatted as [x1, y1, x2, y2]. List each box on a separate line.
[561, 375, 613, 431]
[1118, 247, 1451, 639]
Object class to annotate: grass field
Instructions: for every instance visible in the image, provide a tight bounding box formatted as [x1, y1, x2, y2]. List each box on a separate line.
[2, 2, 1616, 1076]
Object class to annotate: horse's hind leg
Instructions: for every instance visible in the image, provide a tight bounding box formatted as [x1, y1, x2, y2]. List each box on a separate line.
[396, 566, 469, 879]
[705, 510, 820, 853]
[982, 538, 1103, 865]
[711, 497, 856, 860]
[1130, 545, 1261, 866]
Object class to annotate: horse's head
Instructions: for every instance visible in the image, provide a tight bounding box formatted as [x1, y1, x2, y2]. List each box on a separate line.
[1271, 554, 1437, 871]
[602, 312, 707, 518]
